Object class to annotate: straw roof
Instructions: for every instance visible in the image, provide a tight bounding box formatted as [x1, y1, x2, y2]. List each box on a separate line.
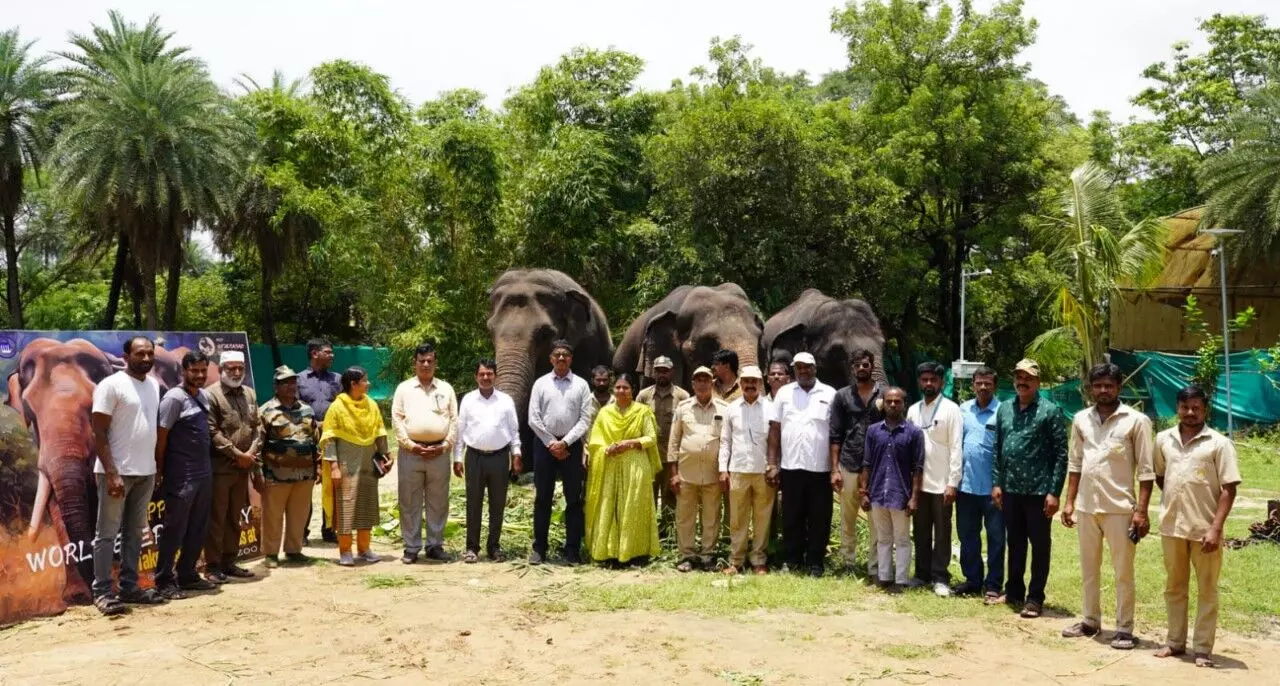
[1137, 206, 1278, 290]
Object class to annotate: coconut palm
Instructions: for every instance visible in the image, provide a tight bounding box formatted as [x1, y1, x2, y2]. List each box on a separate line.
[55, 13, 239, 328]
[1029, 161, 1167, 382]
[0, 29, 57, 327]
[1199, 80, 1280, 257]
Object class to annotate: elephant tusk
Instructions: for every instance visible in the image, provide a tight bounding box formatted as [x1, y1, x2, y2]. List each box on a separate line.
[28, 469, 51, 541]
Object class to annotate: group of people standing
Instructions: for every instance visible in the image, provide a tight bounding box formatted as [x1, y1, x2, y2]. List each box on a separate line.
[86, 334, 1242, 668]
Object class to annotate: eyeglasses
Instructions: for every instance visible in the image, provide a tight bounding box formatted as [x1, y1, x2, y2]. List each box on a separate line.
[552, 353, 571, 359]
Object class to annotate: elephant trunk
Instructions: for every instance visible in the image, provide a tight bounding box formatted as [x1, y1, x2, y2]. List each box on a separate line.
[31, 400, 98, 553]
[721, 336, 760, 372]
[495, 339, 536, 426]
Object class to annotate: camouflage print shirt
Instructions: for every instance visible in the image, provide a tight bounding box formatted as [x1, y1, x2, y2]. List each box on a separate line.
[992, 396, 1068, 497]
[258, 397, 320, 483]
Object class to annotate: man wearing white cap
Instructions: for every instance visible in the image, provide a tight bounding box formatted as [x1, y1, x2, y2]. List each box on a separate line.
[636, 355, 688, 535]
[767, 352, 837, 576]
[669, 366, 728, 571]
[204, 349, 261, 582]
[719, 365, 774, 574]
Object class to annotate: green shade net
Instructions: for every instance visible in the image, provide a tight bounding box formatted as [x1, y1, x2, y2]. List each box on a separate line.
[249, 345, 395, 400]
[1111, 349, 1280, 429]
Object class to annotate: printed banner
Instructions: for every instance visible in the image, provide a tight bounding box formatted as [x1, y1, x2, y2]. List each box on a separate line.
[0, 331, 261, 626]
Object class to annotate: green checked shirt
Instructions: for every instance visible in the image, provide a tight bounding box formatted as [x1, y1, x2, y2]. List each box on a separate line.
[992, 396, 1068, 497]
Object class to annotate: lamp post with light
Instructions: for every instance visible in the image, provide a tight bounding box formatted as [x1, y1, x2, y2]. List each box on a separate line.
[1200, 227, 1244, 434]
[953, 267, 992, 381]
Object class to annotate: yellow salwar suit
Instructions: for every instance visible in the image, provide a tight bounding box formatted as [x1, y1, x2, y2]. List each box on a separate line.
[584, 401, 662, 563]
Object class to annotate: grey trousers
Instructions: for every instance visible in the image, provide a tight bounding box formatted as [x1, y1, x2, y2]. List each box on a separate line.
[464, 447, 511, 554]
[398, 448, 452, 554]
[91, 473, 155, 598]
[912, 491, 952, 584]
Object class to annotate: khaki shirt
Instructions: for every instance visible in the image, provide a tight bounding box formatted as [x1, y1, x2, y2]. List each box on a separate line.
[392, 377, 458, 450]
[1069, 403, 1156, 514]
[714, 377, 742, 403]
[206, 383, 260, 475]
[668, 396, 727, 485]
[637, 384, 689, 462]
[1154, 425, 1242, 540]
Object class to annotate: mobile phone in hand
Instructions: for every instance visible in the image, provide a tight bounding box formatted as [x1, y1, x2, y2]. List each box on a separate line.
[1128, 525, 1142, 544]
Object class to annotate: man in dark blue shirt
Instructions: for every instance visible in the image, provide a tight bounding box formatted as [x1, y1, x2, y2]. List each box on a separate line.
[860, 387, 924, 591]
[297, 338, 341, 542]
[154, 351, 218, 599]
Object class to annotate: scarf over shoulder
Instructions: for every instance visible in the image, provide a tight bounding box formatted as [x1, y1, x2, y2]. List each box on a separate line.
[319, 392, 387, 453]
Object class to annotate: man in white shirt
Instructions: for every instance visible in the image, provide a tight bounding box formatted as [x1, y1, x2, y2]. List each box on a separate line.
[767, 352, 837, 577]
[906, 362, 963, 596]
[454, 359, 522, 563]
[90, 336, 165, 614]
[718, 366, 774, 575]
[392, 343, 458, 564]
[527, 340, 595, 565]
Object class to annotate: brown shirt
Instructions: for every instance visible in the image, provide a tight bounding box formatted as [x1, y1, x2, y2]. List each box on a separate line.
[668, 396, 727, 485]
[1153, 425, 1242, 540]
[714, 377, 742, 403]
[206, 382, 261, 474]
[636, 384, 689, 462]
[1068, 403, 1155, 514]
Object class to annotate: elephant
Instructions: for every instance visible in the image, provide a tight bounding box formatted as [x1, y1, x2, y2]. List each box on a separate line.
[614, 284, 764, 390]
[762, 288, 889, 390]
[5, 338, 119, 592]
[487, 269, 613, 459]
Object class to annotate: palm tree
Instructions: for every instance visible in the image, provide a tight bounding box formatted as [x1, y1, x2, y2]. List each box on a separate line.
[55, 13, 239, 329]
[1199, 80, 1280, 257]
[216, 77, 320, 365]
[0, 29, 57, 327]
[1029, 161, 1167, 382]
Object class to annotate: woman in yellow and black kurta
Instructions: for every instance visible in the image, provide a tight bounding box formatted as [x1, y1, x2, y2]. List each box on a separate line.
[319, 367, 390, 566]
[584, 373, 661, 564]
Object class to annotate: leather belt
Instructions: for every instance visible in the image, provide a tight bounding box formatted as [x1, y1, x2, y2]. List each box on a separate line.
[467, 446, 509, 457]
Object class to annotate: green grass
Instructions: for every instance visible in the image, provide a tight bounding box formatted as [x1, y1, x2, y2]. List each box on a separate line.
[362, 574, 422, 589]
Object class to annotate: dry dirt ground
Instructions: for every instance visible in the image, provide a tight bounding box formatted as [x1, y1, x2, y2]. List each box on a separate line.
[3, 473, 1278, 686]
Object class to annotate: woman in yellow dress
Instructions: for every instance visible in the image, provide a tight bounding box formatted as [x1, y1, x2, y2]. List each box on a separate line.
[319, 367, 391, 567]
[584, 373, 662, 565]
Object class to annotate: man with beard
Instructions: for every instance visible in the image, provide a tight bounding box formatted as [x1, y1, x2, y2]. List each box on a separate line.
[767, 352, 837, 577]
[906, 362, 963, 596]
[955, 367, 1004, 601]
[861, 387, 924, 592]
[204, 351, 261, 583]
[1152, 385, 1241, 668]
[589, 365, 614, 417]
[90, 336, 166, 614]
[154, 351, 219, 599]
[636, 356, 688, 537]
[712, 349, 742, 403]
[992, 359, 1067, 620]
[1061, 363, 1154, 650]
[828, 349, 885, 575]
[298, 338, 341, 543]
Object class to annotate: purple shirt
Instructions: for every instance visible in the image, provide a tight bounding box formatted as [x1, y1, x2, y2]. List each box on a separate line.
[298, 368, 341, 421]
[863, 419, 925, 510]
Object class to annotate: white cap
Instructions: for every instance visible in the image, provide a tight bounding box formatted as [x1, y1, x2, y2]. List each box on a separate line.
[792, 352, 816, 366]
[221, 350, 245, 364]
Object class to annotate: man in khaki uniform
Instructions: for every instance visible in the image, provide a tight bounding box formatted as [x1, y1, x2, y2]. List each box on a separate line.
[393, 343, 458, 563]
[669, 366, 727, 571]
[718, 366, 774, 574]
[636, 356, 688, 536]
[712, 349, 742, 403]
[1061, 363, 1155, 650]
[1153, 385, 1241, 668]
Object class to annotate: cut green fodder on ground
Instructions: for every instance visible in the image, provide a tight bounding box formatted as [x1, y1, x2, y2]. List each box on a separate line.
[362, 574, 422, 590]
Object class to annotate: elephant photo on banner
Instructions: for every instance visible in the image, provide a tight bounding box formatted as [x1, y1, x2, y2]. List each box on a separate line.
[0, 330, 255, 626]
[614, 284, 763, 389]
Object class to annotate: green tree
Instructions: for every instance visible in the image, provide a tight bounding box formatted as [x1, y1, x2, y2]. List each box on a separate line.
[1029, 162, 1167, 382]
[55, 12, 240, 329]
[0, 28, 57, 327]
[1198, 79, 1280, 257]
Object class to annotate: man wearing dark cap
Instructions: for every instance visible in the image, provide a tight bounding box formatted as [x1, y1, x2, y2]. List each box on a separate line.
[636, 355, 688, 537]
[258, 365, 320, 568]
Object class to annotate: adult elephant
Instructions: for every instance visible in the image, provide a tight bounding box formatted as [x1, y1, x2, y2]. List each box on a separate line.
[614, 284, 763, 389]
[763, 288, 889, 389]
[487, 269, 613, 459]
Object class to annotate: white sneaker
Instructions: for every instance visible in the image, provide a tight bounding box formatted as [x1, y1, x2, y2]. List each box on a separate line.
[933, 582, 951, 597]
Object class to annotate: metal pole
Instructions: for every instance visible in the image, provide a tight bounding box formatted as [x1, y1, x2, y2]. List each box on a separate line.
[960, 273, 967, 362]
[1218, 248, 1234, 434]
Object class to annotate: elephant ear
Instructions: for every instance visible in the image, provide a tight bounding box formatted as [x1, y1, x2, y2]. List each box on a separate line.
[770, 322, 807, 363]
[640, 310, 680, 378]
[565, 288, 593, 329]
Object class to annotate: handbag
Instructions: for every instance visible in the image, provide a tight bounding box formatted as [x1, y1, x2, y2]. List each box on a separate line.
[371, 451, 393, 479]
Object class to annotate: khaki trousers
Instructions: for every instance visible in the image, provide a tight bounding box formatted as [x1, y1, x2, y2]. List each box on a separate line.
[676, 480, 721, 561]
[263, 480, 314, 556]
[728, 473, 776, 567]
[839, 469, 877, 573]
[1163, 535, 1222, 655]
[1078, 512, 1136, 633]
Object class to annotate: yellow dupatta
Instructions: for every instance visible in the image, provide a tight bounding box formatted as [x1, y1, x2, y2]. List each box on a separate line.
[587, 400, 661, 478]
[319, 392, 387, 453]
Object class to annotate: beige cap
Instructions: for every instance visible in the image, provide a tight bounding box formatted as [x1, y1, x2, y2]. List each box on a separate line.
[653, 356, 675, 370]
[792, 352, 817, 366]
[739, 365, 763, 380]
[691, 365, 714, 379]
[1014, 358, 1041, 377]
